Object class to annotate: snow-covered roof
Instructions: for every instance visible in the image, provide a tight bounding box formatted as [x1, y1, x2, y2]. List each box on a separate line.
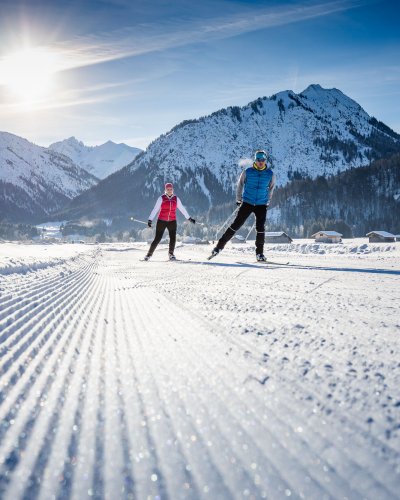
[311, 231, 342, 237]
[265, 232, 291, 237]
[366, 231, 395, 238]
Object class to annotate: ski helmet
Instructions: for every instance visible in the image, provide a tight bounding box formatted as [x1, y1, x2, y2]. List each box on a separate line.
[254, 150, 267, 161]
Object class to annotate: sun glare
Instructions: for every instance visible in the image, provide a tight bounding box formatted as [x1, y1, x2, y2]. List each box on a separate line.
[1, 47, 58, 106]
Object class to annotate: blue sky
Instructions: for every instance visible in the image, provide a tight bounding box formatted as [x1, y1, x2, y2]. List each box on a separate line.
[0, 0, 399, 149]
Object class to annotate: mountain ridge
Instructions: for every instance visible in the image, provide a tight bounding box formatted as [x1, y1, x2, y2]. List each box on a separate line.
[49, 136, 142, 179]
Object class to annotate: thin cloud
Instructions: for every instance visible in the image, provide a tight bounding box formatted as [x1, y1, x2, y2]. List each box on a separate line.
[0, 0, 368, 114]
[14, 0, 366, 74]
[1, 84, 136, 114]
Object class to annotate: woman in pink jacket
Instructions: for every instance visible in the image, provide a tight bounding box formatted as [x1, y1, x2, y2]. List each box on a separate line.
[144, 183, 195, 261]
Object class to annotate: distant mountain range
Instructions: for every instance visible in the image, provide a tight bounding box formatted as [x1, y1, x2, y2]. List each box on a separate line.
[49, 137, 141, 179]
[0, 132, 98, 222]
[0, 132, 141, 222]
[59, 84, 400, 223]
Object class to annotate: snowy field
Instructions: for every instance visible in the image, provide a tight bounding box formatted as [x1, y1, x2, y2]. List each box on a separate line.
[0, 239, 399, 500]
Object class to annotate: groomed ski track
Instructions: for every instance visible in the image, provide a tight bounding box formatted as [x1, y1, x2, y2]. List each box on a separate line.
[0, 244, 399, 500]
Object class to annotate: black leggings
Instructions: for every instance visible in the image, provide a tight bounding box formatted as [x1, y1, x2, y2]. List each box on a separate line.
[216, 203, 267, 254]
[148, 219, 177, 256]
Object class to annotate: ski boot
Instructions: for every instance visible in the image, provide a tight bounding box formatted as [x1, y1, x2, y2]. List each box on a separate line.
[143, 254, 151, 261]
[207, 248, 220, 260]
[168, 253, 177, 261]
[256, 254, 267, 262]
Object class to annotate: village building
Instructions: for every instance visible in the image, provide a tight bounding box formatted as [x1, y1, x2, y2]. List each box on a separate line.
[311, 231, 342, 243]
[366, 231, 396, 243]
[265, 231, 293, 243]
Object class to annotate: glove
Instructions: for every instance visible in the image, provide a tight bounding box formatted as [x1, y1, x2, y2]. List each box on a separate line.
[266, 202, 270, 209]
[147, 220, 152, 228]
[236, 200, 242, 207]
[188, 217, 196, 224]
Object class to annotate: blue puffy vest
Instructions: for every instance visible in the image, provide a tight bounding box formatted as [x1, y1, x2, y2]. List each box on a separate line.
[242, 166, 274, 205]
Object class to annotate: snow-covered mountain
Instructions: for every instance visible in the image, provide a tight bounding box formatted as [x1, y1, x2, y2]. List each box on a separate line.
[62, 84, 400, 221]
[49, 137, 142, 179]
[0, 131, 98, 222]
[137, 83, 400, 189]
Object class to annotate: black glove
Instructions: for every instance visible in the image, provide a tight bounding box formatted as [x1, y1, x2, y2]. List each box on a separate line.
[147, 220, 152, 228]
[236, 200, 242, 207]
[188, 217, 196, 224]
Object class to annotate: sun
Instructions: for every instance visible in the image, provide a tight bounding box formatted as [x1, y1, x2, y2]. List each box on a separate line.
[0, 47, 58, 106]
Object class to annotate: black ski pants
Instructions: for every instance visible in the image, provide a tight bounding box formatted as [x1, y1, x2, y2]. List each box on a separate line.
[148, 219, 177, 256]
[216, 202, 267, 254]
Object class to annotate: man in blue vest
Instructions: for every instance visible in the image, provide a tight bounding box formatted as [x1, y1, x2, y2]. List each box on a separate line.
[209, 149, 276, 262]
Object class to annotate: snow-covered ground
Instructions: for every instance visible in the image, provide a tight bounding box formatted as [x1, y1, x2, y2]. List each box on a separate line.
[0, 240, 399, 499]
[0, 241, 94, 275]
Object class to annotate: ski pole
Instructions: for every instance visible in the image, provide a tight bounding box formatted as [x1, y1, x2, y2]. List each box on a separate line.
[129, 216, 148, 225]
[245, 219, 255, 242]
[215, 206, 239, 240]
[217, 207, 238, 233]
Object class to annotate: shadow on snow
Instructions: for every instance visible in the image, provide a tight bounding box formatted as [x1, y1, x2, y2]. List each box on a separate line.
[174, 260, 400, 276]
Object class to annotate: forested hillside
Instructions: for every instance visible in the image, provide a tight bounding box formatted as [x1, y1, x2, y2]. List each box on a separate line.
[268, 154, 400, 236]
